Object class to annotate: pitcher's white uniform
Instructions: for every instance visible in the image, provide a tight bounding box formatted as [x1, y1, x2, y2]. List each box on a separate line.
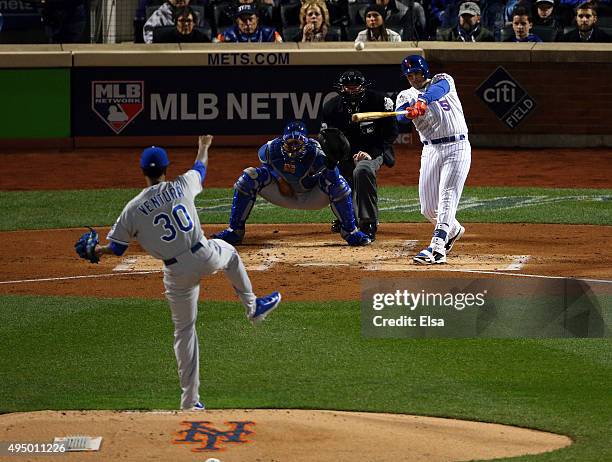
[395, 72, 471, 259]
[108, 165, 256, 409]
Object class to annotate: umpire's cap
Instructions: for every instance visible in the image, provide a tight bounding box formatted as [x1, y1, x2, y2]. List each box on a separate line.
[140, 146, 170, 169]
[401, 55, 430, 79]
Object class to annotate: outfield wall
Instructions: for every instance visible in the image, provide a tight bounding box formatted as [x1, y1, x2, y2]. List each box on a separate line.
[1, 42, 611, 148]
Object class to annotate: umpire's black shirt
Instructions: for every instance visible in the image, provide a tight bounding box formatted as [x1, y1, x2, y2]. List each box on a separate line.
[321, 90, 398, 168]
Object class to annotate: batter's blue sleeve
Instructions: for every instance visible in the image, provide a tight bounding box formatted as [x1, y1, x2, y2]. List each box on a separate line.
[396, 101, 414, 125]
[419, 79, 450, 104]
[109, 241, 128, 256]
[191, 161, 207, 184]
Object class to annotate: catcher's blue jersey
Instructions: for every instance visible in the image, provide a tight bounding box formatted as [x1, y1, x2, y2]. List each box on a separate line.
[257, 138, 326, 194]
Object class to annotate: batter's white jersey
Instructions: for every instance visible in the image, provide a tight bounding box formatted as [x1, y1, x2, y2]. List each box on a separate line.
[108, 170, 204, 261]
[395, 73, 468, 142]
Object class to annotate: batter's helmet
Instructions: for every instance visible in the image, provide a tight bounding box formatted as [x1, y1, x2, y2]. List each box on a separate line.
[401, 55, 430, 79]
[281, 121, 308, 159]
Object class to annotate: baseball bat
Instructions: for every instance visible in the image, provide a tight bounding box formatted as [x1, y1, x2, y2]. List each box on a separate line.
[351, 111, 409, 122]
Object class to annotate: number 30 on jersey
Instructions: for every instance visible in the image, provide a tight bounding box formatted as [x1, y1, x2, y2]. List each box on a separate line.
[153, 205, 194, 242]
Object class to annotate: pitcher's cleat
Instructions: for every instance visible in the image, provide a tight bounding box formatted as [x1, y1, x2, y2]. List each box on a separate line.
[250, 292, 282, 324]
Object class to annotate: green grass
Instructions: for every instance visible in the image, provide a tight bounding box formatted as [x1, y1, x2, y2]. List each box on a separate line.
[1, 295, 611, 461]
[0, 186, 610, 230]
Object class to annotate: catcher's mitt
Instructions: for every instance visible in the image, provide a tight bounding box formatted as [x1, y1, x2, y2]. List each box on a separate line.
[318, 127, 350, 168]
[75, 227, 100, 264]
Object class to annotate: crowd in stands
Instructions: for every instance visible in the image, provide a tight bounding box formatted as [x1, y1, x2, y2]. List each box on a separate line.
[133, 0, 612, 43]
[3, 0, 608, 43]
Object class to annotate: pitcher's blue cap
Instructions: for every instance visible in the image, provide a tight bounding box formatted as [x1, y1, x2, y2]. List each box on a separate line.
[140, 146, 170, 169]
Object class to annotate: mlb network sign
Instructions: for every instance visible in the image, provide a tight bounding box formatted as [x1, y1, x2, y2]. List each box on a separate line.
[476, 67, 536, 129]
[92, 81, 144, 134]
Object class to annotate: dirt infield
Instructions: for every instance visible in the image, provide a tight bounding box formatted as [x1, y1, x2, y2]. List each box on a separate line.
[1, 223, 611, 302]
[0, 409, 571, 461]
[1, 146, 611, 190]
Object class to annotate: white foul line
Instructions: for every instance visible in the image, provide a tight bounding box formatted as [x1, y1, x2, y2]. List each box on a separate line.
[441, 269, 612, 284]
[0, 271, 161, 285]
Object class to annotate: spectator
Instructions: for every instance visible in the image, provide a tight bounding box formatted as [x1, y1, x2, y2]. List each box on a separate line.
[438, 1, 495, 41]
[355, 4, 402, 42]
[215, 0, 275, 32]
[561, 2, 612, 41]
[217, 4, 282, 41]
[40, 0, 88, 43]
[144, 0, 201, 44]
[153, 6, 212, 42]
[534, 0, 558, 25]
[375, 0, 427, 40]
[292, 0, 340, 41]
[505, 6, 543, 40]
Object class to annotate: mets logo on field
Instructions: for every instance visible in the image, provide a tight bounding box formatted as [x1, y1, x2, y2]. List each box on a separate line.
[173, 420, 255, 452]
[92, 81, 144, 134]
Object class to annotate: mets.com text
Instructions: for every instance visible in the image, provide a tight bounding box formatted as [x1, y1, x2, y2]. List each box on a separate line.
[208, 53, 290, 66]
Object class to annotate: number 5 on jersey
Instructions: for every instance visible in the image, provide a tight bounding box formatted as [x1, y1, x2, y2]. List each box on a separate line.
[153, 204, 194, 242]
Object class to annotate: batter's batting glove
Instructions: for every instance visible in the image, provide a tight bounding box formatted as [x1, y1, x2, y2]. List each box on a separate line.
[407, 100, 427, 119]
[75, 227, 100, 264]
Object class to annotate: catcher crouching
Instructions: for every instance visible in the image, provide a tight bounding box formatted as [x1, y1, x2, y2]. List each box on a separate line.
[213, 121, 371, 246]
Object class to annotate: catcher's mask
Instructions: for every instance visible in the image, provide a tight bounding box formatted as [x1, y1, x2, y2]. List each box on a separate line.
[334, 70, 371, 112]
[281, 131, 308, 159]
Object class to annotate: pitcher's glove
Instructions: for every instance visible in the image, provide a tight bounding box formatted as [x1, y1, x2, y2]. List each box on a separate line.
[75, 227, 100, 264]
[318, 127, 350, 169]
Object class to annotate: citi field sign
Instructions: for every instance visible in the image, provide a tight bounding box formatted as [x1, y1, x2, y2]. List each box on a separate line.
[476, 67, 536, 129]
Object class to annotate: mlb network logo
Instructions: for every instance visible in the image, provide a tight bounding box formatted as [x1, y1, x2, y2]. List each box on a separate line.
[476, 67, 536, 129]
[92, 81, 144, 134]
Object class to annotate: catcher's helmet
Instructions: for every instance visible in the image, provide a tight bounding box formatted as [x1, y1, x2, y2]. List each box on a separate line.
[281, 121, 308, 159]
[401, 55, 430, 79]
[283, 120, 308, 138]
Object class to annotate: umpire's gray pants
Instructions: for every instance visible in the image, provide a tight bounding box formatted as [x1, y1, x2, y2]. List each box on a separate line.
[340, 156, 384, 227]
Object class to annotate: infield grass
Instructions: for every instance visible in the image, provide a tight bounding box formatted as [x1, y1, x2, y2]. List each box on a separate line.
[0, 186, 611, 230]
[0, 295, 611, 461]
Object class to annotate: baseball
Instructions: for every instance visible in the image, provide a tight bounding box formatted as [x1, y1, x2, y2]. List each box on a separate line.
[354, 41, 365, 51]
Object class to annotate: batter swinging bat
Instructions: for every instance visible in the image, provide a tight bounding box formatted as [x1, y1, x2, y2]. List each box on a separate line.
[351, 111, 410, 123]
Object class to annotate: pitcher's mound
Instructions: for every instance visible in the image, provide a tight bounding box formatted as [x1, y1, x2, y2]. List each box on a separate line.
[0, 409, 571, 461]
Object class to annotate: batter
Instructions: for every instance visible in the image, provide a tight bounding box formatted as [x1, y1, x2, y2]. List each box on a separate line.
[395, 55, 471, 264]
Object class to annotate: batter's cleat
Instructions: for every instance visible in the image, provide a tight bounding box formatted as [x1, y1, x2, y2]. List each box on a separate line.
[250, 291, 282, 325]
[331, 219, 341, 233]
[445, 226, 465, 254]
[345, 230, 371, 246]
[413, 247, 447, 265]
[360, 223, 377, 242]
[183, 401, 206, 411]
[211, 227, 244, 245]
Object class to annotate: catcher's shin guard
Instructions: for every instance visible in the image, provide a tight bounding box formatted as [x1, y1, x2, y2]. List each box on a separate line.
[229, 166, 272, 229]
[320, 173, 359, 236]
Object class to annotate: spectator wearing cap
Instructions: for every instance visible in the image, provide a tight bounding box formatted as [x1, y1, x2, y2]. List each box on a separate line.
[505, 5, 543, 40]
[375, 0, 427, 40]
[532, 0, 563, 39]
[561, 2, 612, 41]
[355, 4, 402, 42]
[153, 6, 212, 42]
[438, 1, 494, 41]
[217, 4, 282, 41]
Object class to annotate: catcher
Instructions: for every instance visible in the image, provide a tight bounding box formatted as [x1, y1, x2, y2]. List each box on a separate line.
[212, 120, 371, 246]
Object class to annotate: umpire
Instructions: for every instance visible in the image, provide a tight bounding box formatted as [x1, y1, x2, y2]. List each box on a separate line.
[320, 70, 398, 241]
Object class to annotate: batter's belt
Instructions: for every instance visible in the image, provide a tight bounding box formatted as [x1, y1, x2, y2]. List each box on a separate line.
[163, 242, 204, 266]
[423, 134, 466, 145]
